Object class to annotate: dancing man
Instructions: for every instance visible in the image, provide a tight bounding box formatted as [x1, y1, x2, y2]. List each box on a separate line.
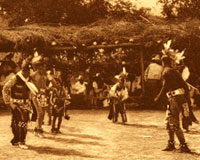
[50, 78, 71, 134]
[2, 59, 36, 149]
[108, 74, 128, 123]
[154, 52, 191, 152]
[31, 55, 48, 137]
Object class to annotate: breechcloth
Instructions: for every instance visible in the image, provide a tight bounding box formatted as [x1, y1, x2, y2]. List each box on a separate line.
[36, 91, 48, 108]
[10, 103, 29, 144]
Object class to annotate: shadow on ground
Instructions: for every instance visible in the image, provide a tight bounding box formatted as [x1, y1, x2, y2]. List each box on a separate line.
[185, 130, 200, 134]
[63, 133, 103, 140]
[28, 129, 103, 140]
[28, 145, 102, 158]
[121, 123, 164, 130]
[42, 135, 105, 146]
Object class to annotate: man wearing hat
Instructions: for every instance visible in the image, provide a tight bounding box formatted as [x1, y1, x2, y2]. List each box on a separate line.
[73, 75, 87, 108]
[2, 59, 34, 149]
[154, 55, 191, 152]
[144, 54, 163, 108]
[108, 73, 128, 123]
[31, 55, 48, 137]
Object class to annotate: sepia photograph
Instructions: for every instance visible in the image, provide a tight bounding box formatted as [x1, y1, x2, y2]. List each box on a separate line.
[0, 0, 200, 159]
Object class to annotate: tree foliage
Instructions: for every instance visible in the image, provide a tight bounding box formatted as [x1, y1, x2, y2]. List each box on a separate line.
[0, 0, 149, 26]
[158, 0, 200, 19]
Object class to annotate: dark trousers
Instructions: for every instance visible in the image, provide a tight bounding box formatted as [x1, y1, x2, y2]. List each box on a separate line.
[108, 100, 114, 119]
[10, 107, 29, 144]
[115, 103, 125, 116]
[52, 116, 62, 131]
[166, 95, 187, 144]
[144, 79, 162, 108]
[108, 102, 126, 122]
[31, 100, 37, 122]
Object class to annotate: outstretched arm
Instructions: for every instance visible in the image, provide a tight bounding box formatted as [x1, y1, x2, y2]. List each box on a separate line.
[154, 79, 167, 102]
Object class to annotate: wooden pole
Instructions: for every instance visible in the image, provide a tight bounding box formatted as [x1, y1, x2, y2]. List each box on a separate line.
[46, 42, 141, 51]
[140, 47, 145, 96]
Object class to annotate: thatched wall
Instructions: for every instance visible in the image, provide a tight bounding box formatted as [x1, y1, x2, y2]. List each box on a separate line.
[0, 18, 199, 51]
[0, 18, 198, 48]
[0, 18, 200, 75]
[0, 18, 200, 89]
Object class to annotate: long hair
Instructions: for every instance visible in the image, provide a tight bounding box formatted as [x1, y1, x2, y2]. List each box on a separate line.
[161, 55, 172, 67]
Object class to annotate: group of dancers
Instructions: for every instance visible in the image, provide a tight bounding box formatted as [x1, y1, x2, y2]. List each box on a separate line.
[2, 39, 199, 153]
[107, 40, 200, 153]
[2, 55, 71, 149]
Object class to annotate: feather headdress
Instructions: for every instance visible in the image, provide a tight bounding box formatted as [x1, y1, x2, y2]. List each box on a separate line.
[162, 40, 185, 64]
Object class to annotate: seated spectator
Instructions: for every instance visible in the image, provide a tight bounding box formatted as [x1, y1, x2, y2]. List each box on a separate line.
[72, 75, 87, 108]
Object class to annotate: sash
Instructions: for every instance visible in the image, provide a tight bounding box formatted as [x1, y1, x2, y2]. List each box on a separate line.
[17, 71, 38, 95]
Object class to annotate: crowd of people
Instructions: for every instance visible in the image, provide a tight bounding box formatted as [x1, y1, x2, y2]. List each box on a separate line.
[1, 39, 200, 153]
[1, 51, 132, 149]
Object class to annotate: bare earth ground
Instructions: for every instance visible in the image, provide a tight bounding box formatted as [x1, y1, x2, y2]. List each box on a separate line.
[1, 109, 200, 160]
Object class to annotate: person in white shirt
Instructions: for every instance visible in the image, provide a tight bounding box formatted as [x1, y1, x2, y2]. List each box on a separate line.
[73, 75, 87, 108]
[144, 54, 163, 108]
[74, 75, 87, 95]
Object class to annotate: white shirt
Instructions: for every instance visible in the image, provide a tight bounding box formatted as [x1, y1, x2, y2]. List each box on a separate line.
[74, 81, 87, 94]
[145, 63, 163, 80]
[109, 83, 128, 101]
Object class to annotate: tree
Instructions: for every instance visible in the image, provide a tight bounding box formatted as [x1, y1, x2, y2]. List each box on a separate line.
[0, 0, 149, 26]
[108, 0, 150, 20]
[158, 0, 200, 19]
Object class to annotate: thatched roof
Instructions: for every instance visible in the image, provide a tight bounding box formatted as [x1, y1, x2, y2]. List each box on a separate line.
[0, 18, 200, 53]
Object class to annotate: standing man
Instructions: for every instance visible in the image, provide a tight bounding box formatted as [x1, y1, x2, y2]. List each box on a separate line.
[73, 75, 87, 108]
[31, 55, 48, 137]
[154, 55, 191, 152]
[92, 73, 104, 109]
[144, 54, 163, 108]
[2, 59, 34, 149]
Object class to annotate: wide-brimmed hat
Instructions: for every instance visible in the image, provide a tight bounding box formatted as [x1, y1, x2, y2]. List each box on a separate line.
[152, 54, 161, 61]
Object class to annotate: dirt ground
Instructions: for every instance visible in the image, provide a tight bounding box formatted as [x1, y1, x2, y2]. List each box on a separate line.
[1, 109, 200, 160]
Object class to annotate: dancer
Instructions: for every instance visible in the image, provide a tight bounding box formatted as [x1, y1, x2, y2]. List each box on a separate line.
[31, 55, 48, 137]
[51, 78, 71, 133]
[2, 59, 36, 149]
[108, 74, 128, 123]
[154, 40, 191, 152]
